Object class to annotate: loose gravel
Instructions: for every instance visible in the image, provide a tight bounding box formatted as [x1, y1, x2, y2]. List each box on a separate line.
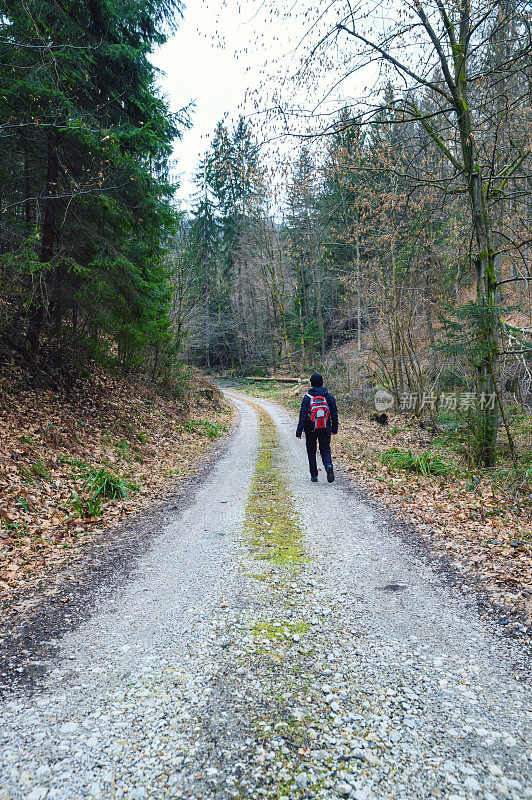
[0, 393, 530, 800]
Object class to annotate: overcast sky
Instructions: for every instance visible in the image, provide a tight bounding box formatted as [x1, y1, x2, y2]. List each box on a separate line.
[151, 0, 376, 210]
[150, 0, 284, 207]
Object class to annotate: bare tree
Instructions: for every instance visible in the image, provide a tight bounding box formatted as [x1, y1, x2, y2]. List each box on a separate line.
[304, 0, 532, 465]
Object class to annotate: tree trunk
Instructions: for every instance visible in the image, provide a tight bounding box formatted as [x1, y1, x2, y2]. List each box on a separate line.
[151, 344, 160, 382]
[425, 269, 435, 348]
[0, 192, 4, 255]
[454, 25, 499, 467]
[465, 156, 499, 467]
[27, 127, 59, 355]
[205, 265, 211, 369]
[23, 126, 32, 235]
[297, 272, 305, 364]
[356, 228, 362, 352]
[314, 261, 325, 360]
[40, 128, 59, 264]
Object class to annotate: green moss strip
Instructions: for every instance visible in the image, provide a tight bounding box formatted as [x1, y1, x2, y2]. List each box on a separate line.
[251, 620, 310, 643]
[244, 409, 306, 566]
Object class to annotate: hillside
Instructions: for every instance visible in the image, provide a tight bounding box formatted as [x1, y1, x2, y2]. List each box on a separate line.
[0, 363, 232, 610]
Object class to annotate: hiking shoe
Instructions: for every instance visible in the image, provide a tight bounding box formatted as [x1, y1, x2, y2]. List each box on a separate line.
[326, 466, 335, 483]
[311, 476, 318, 482]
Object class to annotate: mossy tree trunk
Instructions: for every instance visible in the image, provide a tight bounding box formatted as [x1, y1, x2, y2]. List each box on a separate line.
[452, 8, 499, 467]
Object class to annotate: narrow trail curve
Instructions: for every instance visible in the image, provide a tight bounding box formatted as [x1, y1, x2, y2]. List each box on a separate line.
[0, 393, 530, 800]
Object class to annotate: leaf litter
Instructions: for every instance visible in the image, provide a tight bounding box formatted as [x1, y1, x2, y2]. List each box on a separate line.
[0, 367, 232, 611]
[335, 413, 532, 629]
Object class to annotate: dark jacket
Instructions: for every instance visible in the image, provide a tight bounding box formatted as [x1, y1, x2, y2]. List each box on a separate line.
[296, 387, 338, 437]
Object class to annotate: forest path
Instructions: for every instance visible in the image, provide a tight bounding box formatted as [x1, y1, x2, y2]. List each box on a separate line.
[0, 392, 530, 800]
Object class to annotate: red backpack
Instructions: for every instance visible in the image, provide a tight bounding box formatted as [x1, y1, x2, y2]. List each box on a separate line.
[307, 393, 330, 431]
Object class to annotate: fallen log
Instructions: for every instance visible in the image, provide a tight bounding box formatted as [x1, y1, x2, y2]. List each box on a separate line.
[243, 376, 301, 383]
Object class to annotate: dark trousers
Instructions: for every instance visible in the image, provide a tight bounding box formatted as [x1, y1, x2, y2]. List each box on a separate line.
[305, 429, 332, 477]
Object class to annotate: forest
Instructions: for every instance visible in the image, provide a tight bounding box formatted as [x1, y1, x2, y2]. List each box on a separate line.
[0, 0, 187, 372]
[1, 0, 531, 474]
[1, 3, 532, 792]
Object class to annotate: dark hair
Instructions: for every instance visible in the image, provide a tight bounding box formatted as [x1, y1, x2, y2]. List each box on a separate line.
[310, 373, 323, 387]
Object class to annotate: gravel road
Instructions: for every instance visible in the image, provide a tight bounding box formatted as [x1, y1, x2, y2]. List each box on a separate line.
[0, 392, 530, 800]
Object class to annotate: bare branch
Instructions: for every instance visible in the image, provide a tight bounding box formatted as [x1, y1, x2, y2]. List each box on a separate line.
[335, 22, 454, 103]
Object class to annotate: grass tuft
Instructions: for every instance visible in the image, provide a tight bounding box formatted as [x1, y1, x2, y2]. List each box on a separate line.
[180, 419, 227, 439]
[68, 489, 103, 518]
[381, 447, 453, 477]
[83, 467, 139, 500]
[31, 460, 50, 479]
